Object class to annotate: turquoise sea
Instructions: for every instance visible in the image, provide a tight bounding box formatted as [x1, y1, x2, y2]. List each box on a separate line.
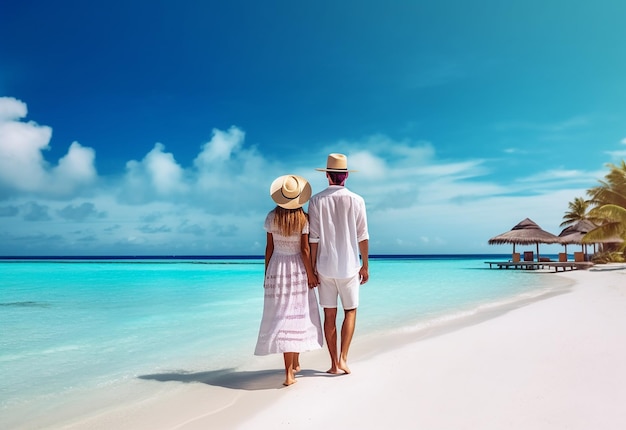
[0, 255, 572, 420]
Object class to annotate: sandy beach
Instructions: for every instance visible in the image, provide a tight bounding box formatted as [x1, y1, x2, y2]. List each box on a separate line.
[21, 265, 626, 429]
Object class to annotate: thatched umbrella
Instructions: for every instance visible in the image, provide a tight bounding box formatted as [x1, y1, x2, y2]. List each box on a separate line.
[560, 220, 623, 255]
[558, 220, 596, 254]
[488, 218, 560, 261]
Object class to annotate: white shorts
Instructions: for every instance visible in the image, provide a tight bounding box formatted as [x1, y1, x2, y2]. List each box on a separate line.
[318, 273, 360, 310]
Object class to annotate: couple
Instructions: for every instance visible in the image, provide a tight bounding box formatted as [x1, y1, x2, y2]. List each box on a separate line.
[254, 153, 370, 386]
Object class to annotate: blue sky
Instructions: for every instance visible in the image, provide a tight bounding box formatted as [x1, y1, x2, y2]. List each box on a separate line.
[1, 1, 625, 256]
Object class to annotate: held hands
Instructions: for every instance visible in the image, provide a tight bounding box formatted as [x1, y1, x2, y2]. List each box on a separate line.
[308, 273, 319, 289]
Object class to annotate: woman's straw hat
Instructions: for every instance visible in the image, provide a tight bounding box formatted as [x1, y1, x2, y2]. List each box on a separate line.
[270, 175, 312, 209]
[315, 153, 357, 172]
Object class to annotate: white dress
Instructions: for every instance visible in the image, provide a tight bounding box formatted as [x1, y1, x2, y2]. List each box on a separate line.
[254, 211, 323, 355]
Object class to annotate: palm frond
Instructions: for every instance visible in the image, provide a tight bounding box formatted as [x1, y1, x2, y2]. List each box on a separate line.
[583, 204, 626, 245]
[588, 188, 626, 209]
[588, 204, 626, 224]
[560, 197, 589, 227]
[582, 222, 624, 243]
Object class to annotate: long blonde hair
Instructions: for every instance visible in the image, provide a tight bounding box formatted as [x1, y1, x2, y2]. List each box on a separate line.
[273, 206, 307, 236]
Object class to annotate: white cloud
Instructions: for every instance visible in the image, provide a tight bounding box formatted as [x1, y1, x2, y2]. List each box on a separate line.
[411, 160, 485, 178]
[113, 126, 278, 214]
[0, 98, 52, 192]
[603, 138, 626, 159]
[143, 143, 187, 195]
[348, 151, 386, 178]
[193, 127, 246, 187]
[50, 142, 97, 195]
[332, 137, 492, 210]
[519, 169, 583, 182]
[606, 150, 626, 159]
[119, 143, 189, 204]
[194, 126, 245, 167]
[0, 97, 614, 256]
[190, 127, 273, 213]
[0, 97, 98, 198]
[119, 160, 149, 204]
[0, 97, 28, 120]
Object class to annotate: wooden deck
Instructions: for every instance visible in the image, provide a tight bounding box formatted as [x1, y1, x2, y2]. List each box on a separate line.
[485, 261, 594, 272]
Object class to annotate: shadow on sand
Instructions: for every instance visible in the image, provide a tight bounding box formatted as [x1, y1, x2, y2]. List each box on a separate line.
[139, 368, 334, 391]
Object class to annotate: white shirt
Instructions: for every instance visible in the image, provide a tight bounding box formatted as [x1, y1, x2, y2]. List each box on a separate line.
[308, 185, 369, 278]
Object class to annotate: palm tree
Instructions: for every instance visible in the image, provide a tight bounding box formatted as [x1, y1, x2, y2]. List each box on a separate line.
[584, 205, 626, 243]
[587, 160, 626, 213]
[583, 161, 626, 255]
[560, 197, 590, 227]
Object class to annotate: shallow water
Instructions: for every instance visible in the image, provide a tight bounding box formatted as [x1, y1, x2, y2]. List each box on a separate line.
[0, 255, 570, 412]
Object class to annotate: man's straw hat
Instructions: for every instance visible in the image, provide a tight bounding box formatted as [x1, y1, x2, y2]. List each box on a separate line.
[315, 153, 357, 172]
[270, 175, 312, 209]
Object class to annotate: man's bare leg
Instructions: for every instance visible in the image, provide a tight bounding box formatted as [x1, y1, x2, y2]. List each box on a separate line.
[323, 307, 340, 373]
[283, 352, 297, 386]
[339, 308, 356, 374]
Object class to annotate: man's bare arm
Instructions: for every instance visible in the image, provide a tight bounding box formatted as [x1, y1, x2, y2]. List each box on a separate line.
[358, 239, 369, 284]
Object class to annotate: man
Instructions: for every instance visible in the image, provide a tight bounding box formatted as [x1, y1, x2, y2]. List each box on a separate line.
[308, 153, 369, 374]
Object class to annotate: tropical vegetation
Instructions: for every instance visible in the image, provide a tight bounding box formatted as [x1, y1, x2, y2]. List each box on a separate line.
[573, 160, 626, 262]
[559, 196, 590, 227]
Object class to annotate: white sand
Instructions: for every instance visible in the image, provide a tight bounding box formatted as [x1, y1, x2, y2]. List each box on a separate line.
[28, 266, 626, 429]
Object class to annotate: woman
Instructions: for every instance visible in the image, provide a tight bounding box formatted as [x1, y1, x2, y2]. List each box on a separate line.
[254, 174, 323, 386]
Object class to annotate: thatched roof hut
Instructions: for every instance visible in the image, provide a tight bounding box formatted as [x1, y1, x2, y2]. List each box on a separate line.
[558, 220, 596, 245]
[558, 219, 596, 255]
[559, 219, 623, 254]
[488, 218, 560, 261]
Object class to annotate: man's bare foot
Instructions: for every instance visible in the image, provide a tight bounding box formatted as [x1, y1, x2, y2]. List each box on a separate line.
[338, 358, 351, 374]
[326, 363, 345, 374]
[294, 365, 301, 373]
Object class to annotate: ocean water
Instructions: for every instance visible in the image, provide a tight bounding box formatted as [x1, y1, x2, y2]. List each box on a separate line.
[0, 255, 572, 416]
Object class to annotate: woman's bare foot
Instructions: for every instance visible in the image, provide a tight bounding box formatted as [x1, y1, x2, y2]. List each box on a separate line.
[294, 354, 301, 373]
[283, 368, 298, 386]
[283, 374, 297, 386]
